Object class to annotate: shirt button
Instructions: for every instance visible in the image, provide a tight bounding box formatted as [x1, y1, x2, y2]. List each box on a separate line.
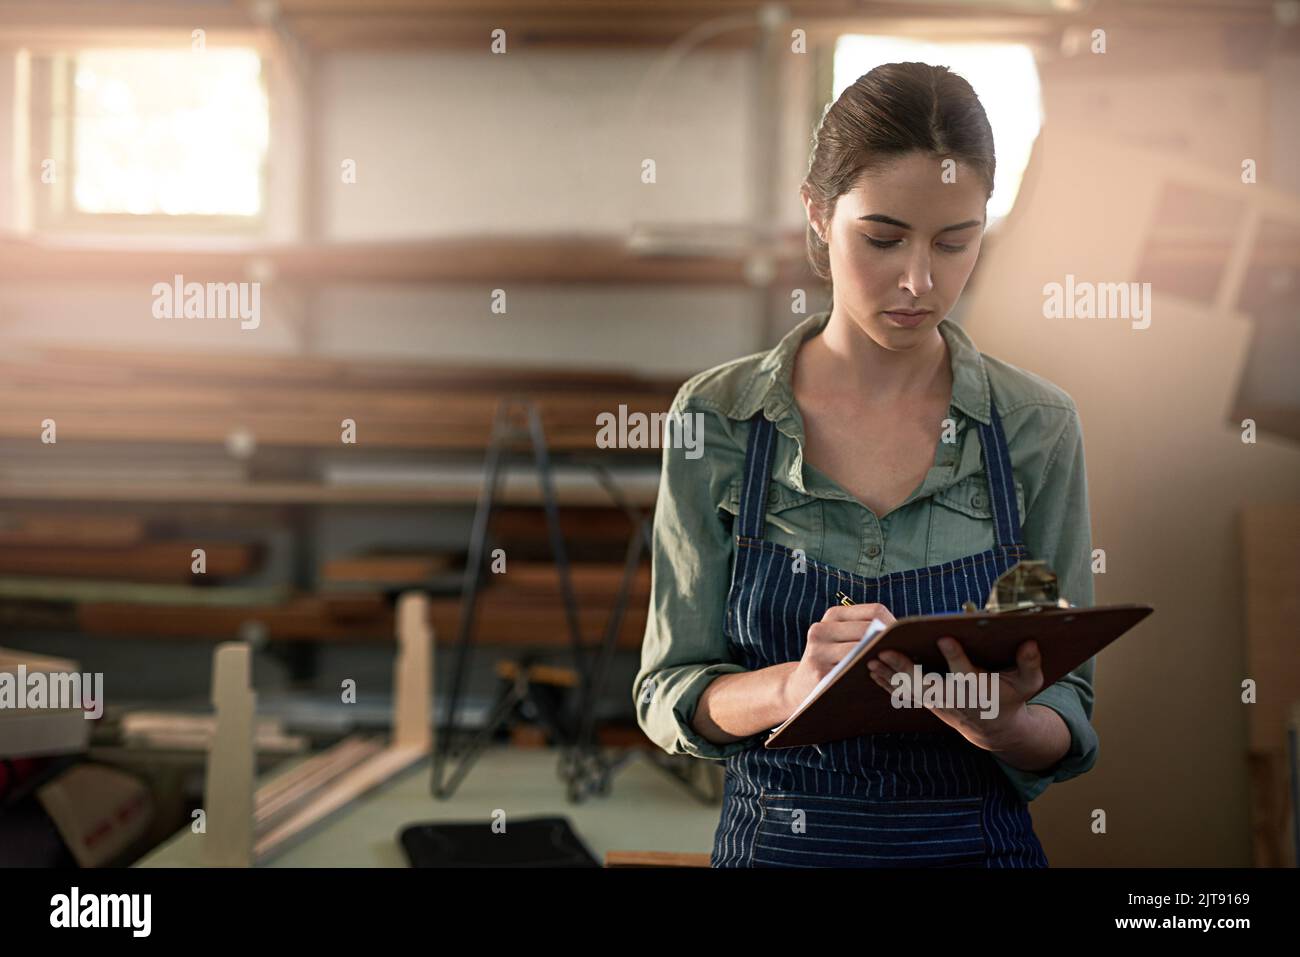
[866, 544, 882, 558]
[971, 492, 987, 510]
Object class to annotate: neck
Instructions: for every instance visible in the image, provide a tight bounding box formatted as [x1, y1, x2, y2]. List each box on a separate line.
[811, 305, 951, 403]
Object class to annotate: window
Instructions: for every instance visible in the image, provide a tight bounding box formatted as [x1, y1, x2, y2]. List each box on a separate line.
[33, 46, 270, 232]
[832, 36, 1043, 225]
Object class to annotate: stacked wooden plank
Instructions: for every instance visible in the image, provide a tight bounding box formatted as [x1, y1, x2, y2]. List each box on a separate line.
[0, 542, 261, 582]
[0, 344, 681, 451]
[321, 552, 457, 590]
[75, 591, 648, 648]
[0, 508, 267, 595]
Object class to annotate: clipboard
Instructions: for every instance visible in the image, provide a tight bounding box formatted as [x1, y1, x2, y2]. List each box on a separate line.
[764, 602, 1152, 749]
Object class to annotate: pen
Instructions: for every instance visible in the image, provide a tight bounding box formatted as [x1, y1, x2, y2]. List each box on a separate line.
[835, 590, 854, 607]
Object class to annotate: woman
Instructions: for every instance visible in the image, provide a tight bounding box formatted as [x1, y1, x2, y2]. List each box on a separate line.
[634, 62, 1099, 868]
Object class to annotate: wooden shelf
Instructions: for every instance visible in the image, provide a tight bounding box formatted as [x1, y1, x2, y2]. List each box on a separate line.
[13, 1, 1256, 54]
[0, 480, 657, 507]
[0, 541, 261, 583]
[0, 572, 649, 647]
[1, 346, 683, 393]
[0, 1, 929, 52]
[71, 593, 647, 648]
[0, 342, 682, 454]
[0, 234, 814, 285]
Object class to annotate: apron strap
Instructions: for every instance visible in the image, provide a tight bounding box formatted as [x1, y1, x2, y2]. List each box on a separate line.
[737, 413, 777, 539]
[978, 402, 1025, 549]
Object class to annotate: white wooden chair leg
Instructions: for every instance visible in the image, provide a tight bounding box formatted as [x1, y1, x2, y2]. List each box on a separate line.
[202, 642, 255, 868]
[394, 590, 433, 752]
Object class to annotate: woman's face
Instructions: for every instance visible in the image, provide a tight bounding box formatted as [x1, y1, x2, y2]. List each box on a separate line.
[802, 150, 988, 352]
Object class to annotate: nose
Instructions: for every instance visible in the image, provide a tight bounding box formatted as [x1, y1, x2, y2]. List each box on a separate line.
[899, 247, 934, 299]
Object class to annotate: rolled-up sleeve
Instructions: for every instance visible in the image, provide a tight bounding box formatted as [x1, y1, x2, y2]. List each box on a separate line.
[993, 403, 1100, 802]
[633, 395, 761, 760]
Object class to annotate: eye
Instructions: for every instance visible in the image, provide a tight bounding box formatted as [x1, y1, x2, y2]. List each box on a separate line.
[867, 237, 901, 249]
[937, 243, 968, 253]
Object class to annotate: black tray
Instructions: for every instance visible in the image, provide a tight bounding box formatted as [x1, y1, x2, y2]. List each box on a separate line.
[398, 815, 600, 867]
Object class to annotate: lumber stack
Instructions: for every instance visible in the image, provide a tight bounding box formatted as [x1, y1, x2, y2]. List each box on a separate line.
[0, 347, 660, 655]
[0, 345, 680, 451]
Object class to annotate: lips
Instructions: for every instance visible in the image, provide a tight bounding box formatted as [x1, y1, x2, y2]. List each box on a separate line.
[882, 308, 932, 328]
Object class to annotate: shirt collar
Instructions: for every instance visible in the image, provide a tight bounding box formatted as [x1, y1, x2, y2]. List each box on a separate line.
[726, 310, 992, 427]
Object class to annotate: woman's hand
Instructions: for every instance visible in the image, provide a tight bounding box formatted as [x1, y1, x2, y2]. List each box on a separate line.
[781, 603, 897, 715]
[865, 637, 1045, 751]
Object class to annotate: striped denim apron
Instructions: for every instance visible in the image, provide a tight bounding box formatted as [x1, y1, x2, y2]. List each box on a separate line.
[710, 402, 1049, 868]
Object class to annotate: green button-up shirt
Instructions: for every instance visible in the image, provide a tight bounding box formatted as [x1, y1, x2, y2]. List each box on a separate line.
[633, 310, 1099, 803]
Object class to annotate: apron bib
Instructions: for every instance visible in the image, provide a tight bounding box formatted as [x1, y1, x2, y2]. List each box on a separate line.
[711, 403, 1049, 868]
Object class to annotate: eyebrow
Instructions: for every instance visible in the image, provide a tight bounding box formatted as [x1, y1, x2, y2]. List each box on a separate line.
[858, 214, 983, 233]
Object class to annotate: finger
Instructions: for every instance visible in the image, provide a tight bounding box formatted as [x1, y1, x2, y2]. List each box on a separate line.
[807, 620, 873, 646]
[866, 662, 893, 691]
[1014, 640, 1045, 696]
[936, 637, 979, 674]
[869, 660, 965, 731]
[822, 602, 891, 622]
[874, 650, 914, 674]
[871, 660, 915, 698]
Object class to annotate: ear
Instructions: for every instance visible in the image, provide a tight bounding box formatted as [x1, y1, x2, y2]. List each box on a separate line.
[800, 187, 827, 243]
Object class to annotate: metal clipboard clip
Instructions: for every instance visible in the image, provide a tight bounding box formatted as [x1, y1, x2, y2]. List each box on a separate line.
[960, 560, 1074, 615]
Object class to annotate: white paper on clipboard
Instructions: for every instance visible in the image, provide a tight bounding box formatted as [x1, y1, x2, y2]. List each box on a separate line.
[772, 618, 889, 730]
